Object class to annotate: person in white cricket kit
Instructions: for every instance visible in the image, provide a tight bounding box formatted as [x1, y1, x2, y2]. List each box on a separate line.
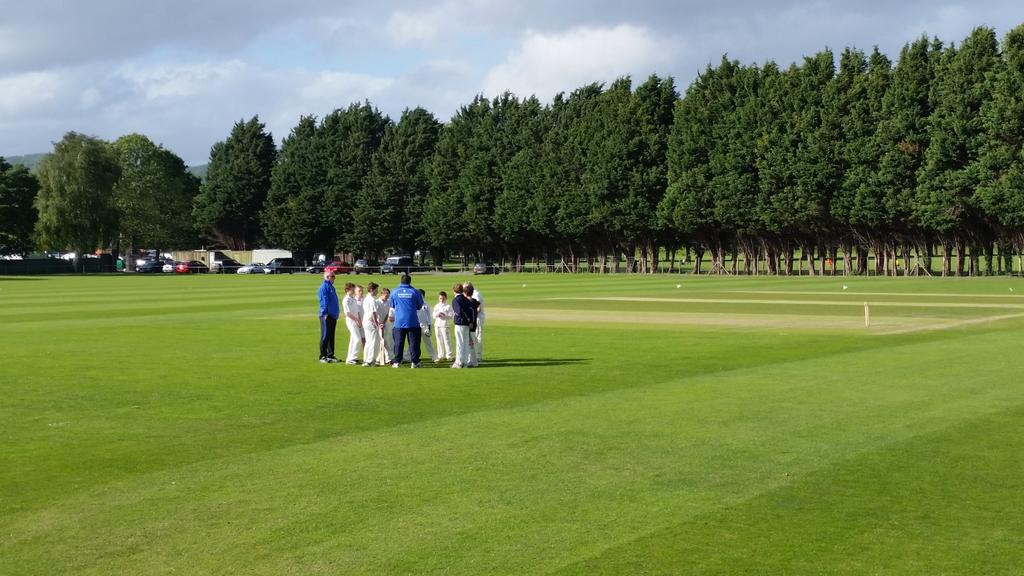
[342, 282, 364, 364]
[361, 282, 382, 366]
[464, 281, 483, 366]
[401, 289, 438, 363]
[433, 290, 453, 361]
[374, 286, 391, 365]
[451, 282, 476, 368]
[379, 287, 394, 364]
[416, 288, 439, 362]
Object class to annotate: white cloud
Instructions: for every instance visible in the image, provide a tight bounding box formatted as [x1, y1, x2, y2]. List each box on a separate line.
[386, 10, 446, 46]
[0, 71, 64, 115]
[481, 24, 679, 99]
[118, 61, 248, 101]
[301, 71, 394, 103]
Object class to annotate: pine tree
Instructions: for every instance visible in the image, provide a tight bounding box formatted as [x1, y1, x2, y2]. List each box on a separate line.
[193, 117, 276, 250]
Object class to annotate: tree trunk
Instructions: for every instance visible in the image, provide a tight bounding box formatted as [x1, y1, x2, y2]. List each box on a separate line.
[942, 241, 952, 277]
[955, 240, 966, 276]
[805, 244, 817, 276]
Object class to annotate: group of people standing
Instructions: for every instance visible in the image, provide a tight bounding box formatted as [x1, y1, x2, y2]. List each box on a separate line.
[318, 271, 484, 369]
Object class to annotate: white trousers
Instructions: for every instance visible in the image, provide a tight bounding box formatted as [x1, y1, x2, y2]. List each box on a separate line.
[346, 319, 363, 362]
[421, 324, 438, 361]
[363, 323, 381, 364]
[471, 316, 484, 363]
[454, 324, 472, 367]
[381, 323, 393, 363]
[434, 321, 452, 359]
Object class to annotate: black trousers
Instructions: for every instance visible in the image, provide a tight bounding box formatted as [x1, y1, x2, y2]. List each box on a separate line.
[320, 315, 337, 359]
[392, 326, 422, 365]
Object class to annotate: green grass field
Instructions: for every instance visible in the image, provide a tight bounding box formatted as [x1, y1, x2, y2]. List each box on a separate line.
[2, 273, 1023, 575]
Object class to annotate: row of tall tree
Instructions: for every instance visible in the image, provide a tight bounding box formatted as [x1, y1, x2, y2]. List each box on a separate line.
[7, 24, 1024, 275]
[663, 25, 1024, 276]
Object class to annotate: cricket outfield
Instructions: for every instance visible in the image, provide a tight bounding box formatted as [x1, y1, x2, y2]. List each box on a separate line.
[2, 273, 1022, 574]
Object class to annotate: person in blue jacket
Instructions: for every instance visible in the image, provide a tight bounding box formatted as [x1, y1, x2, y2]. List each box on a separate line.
[318, 270, 340, 363]
[389, 273, 426, 368]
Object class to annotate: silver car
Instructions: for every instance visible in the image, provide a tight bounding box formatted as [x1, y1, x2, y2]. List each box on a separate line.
[237, 262, 265, 274]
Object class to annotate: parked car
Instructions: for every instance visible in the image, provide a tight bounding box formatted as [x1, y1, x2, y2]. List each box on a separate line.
[175, 260, 209, 274]
[137, 259, 170, 273]
[237, 262, 265, 274]
[381, 255, 415, 274]
[353, 259, 379, 274]
[307, 260, 351, 274]
[263, 257, 297, 274]
[473, 262, 501, 275]
[212, 255, 244, 273]
[326, 261, 351, 274]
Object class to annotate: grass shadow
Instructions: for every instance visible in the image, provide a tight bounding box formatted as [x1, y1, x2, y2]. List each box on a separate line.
[463, 357, 588, 368]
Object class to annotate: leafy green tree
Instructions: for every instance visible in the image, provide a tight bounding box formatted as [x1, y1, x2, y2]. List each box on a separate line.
[318, 102, 390, 255]
[550, 83, 608, 269]
[661, 65, 717, 273]
[875, 36, 937, 273]
[625, 75, 677, 272]
[708, 61, 762, 273]
[0, 157, 40, 256]
[262, 116, 330, 260]
[753, 61, 799, 273]
[354, 107, 441, 259]
[584, 77, 636, 268]
[916, 27, 1000, 275]
[111, 134, 199, 267]
[193, 117, 276, 249]
[494, 96, 547, 270]
[976, 24, 1024, 263]
[791, 50, 837, 274]
[425, 95, 498, 265]
[424, 125, 467, 266]
[831, 48, 892, 273]
[33, 132, 121, 270]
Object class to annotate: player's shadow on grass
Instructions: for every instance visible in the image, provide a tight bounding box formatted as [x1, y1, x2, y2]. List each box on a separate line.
[466, 357, 588, 368]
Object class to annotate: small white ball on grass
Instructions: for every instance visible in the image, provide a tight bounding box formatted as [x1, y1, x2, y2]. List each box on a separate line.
[676, 284, 681, 289]
[522, 283, 527, 288]
[842, 285, 848, 290]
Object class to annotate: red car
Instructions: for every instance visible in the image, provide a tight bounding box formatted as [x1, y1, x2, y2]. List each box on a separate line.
[175, 260, 209, 274]
[324, 261, 351, 274]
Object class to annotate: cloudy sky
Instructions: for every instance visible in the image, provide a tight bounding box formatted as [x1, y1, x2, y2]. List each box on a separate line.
[2, 1, 1023, 165]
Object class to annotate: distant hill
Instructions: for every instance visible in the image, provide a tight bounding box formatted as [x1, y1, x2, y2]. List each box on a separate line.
[3, 152, 207, 180]
[5, 153, 47, 170]
[187, 164, 208, 181]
